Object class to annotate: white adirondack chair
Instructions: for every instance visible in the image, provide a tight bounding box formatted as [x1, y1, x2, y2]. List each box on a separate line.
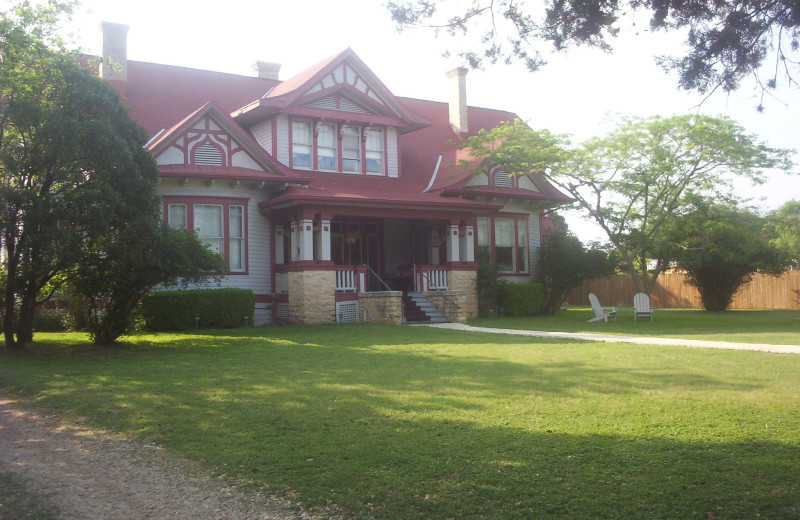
[588, 293, 616, 323]
[633, 292, 654, 321]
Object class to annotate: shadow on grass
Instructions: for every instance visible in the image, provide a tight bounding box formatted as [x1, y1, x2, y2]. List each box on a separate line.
[3, 325, 799, 519]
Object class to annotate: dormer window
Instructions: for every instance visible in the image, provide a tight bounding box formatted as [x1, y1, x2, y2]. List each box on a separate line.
[317, 123, 337, 170]
[292, 119, 312, 168]
[365, 128, 384, 174]
[341, 126, 361, 173]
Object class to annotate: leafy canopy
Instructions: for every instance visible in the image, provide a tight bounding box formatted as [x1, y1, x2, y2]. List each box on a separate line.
[459, 116, 794, 295]
[387, 0, 800, 106]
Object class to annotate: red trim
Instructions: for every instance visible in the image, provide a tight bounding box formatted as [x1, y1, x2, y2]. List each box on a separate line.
[335, 293, 360, 302]
[163, 195, 250, 275]
[254, 294, 272, 303]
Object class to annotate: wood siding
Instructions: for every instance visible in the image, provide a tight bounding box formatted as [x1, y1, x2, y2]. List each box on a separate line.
[566, 271, 800, 310]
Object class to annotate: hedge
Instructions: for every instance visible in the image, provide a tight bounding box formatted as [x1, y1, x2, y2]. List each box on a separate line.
[139, 288, 255, 331]
[499, 283, 545, 317]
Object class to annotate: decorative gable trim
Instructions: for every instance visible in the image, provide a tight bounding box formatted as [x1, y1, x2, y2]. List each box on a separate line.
[305, 63, 387, 107]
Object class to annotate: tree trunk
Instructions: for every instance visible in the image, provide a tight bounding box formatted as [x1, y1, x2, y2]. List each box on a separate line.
[3, 249, 22, 350]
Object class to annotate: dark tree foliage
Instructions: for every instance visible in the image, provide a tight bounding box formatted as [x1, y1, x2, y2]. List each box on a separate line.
[387, 0, 800, 105]
[1, 1, 221, 348]
[476, 250, 505, 317]
[537, 223, 614, 315]
[767, 199, 800, 269]
[667, 201, 791, 311]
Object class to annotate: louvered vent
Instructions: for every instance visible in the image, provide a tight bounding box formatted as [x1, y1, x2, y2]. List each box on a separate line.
[193, 143, 223, 166]
[494, 171, 513, 187]
[336, 301, 359, 323]
[306, 96, 370, 114]
[276, 303, 289, 320]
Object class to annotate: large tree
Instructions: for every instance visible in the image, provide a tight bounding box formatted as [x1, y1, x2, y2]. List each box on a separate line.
[460, 116, 793, 295]
[0, 1, 219, 349]
[387, 1, 800, 105]
[666, 200, 791, 311]
[768, 199, 800, 269]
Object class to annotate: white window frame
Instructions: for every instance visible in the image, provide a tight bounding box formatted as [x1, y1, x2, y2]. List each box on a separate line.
[168, 203, 187, 229]
[341, 125, 361, 173]
[194, 204, 224, 256]
[292, 119, 312, 169]
[365, 127, 384, 174]
[228, 205, 245, 272]
[316, 123, 337, 171]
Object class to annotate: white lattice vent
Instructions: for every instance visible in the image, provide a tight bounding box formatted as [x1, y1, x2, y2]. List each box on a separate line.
[363, 307, 372, 322]
[494, 171, 513, 187]
[336, 301, 359, 323]
[276, 303, 289, 320]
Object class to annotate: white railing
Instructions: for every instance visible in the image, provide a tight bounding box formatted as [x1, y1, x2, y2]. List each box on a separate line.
[335, 269, 359, 292]
[413, 265, 449, 291]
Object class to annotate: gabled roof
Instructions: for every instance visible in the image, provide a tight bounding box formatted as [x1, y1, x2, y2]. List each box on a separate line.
[147, 101, 310, 184]
[231, 49, 430, 132]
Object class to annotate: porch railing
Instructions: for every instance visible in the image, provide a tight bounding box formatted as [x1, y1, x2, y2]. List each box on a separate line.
[335, 266, 366, 293]
[413, 265, 449, 292]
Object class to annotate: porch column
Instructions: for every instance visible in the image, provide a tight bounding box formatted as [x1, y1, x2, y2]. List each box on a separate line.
[317, 219, 332, 261]
[460, 225, 475, 262]
[446, 224, 460, 262]
[274, 225, 285, 264]
[299, 218, 314, 261]
[290, 221, 299, 261]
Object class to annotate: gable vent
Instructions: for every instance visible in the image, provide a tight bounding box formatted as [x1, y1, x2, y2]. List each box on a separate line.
[494, 171, 513, 188]
[193, 143, 223, 166]
[306, 95, 370, 114]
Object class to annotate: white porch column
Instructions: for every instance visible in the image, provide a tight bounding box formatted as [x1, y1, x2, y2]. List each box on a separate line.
[274, 225, 285, 264]
[299, 218, 314, 261]
[317, 219, 331, 261]
[460, 225, 475, 262]
[446, 224, 460, 262]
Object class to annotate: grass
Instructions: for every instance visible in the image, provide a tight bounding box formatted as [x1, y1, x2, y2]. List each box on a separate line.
[1, 321, 799, 519]
[470, 307, 800, 345]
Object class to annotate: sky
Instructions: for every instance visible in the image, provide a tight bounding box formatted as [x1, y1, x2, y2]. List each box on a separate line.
[61, 0, 799, 242]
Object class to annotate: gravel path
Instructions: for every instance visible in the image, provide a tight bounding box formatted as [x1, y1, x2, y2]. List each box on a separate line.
[0, 396, 316, 520]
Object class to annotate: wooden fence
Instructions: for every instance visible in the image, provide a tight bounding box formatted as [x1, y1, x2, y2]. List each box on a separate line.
[565, 270, 800, 310]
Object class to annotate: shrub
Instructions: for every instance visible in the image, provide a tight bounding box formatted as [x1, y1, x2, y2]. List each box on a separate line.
[477, 251, 505, 317]
[499, 283, 545, 317]
[32, 308, 69, 332]
[139, 288, 255, 331]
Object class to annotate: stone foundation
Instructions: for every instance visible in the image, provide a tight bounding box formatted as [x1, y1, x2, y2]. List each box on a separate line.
[424, 290, 468, 323]
[288, 270, 336, 324]
[359, 292, 403, 324]
[447, 269, 478, 320]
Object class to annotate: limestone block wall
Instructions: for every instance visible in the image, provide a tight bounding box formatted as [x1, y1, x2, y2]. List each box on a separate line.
[448, 269, 478, 320]
[424, 290, 468, 323]
[288, 270, 336, 324]
[359, 292, 403, 324]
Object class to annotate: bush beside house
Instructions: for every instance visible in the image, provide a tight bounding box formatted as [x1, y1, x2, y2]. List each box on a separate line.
[140, 289, 255, 331]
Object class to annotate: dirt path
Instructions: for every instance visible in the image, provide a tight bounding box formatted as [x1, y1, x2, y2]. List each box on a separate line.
[0, 396, 315, 519]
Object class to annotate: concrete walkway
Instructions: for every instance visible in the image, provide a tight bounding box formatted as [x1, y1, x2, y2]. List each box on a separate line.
[427, 322, 800, 355]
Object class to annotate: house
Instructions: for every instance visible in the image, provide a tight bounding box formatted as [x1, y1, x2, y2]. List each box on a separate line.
[99, 22, 571, 326]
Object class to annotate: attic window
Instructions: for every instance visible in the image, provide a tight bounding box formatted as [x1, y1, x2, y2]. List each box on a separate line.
[193, 143, 223, 166]
[494, 171, 513, 188]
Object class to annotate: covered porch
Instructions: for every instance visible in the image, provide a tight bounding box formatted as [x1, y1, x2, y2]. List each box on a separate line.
[267, 205, 488, 324]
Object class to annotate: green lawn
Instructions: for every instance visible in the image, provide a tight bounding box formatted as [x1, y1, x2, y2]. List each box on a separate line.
[1, 323, 799, 519]
[470, 307, 800, 345]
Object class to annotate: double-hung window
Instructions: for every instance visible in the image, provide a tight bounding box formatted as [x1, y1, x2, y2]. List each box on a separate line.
[476, 216, 529, 274]
[292, 120, 312, 168]
[341, 126, 361, 173]
[228, 205, 245, 271]
[164, 197, 247, 273]
[365, 128, 383, 174]
[317, 123, 337, 170]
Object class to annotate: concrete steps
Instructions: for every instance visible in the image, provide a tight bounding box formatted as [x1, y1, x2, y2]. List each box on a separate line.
[402, 292, 449, 324]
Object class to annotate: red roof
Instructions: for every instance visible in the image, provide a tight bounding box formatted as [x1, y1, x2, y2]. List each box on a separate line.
[119, 54, 569, 211]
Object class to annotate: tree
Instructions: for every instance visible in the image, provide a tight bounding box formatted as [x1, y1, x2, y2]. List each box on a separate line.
[460, 116, 793, 295]
[536, 217, 614, 315]
[768, 200, 800, 269]
[387, 1, 800, 106]
[71, 224, 224, 345]
[666, 200, 791, 311]
[1, 1, 219, 349]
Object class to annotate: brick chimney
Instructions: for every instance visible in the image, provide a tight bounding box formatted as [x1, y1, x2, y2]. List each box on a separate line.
[252, 61, 281, 80]
[446, 67, 468, 134]
[100, 22, 129, 82]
